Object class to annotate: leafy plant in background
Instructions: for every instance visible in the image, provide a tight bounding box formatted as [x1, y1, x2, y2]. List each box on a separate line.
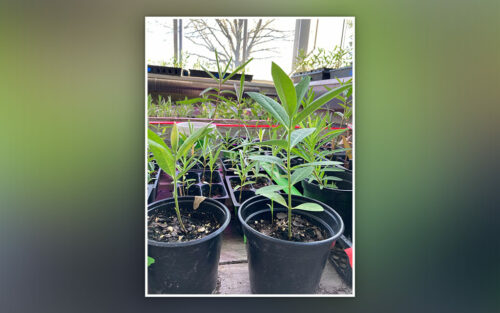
[247, 62, 351, 239]
[294, 115, 347, 189]
[232, 149, 258, 204]
[325, 77, 353, 162]
[177, 150, 198, 196]
[292, 47, 349, 74]
[148, 123, 212, 232]
[179, 51, 253, 118]
[206, 142, 224, 197]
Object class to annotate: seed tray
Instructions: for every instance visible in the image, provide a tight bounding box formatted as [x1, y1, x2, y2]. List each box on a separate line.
[175, 170, 229, 205]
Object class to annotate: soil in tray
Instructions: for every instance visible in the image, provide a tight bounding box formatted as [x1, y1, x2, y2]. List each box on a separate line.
[200, 171, 221, 184]
[148, 210, 220, 243]
[234, 190, 255, 204]
[252, 177, 270, 189]
[201, 184, 225, 198]
[249, 212, 329, 242]
[229, 177, 252, 190]
[178, 185, 201, 196]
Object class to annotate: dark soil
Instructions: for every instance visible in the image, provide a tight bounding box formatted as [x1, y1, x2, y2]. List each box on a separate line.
[252, 177, 270, 189]
[201, 171, 221, 184]
[229, 177, 252, 190]
[148, 210, 220, 243]
[249, 212, 329, 242]
[178, 185, 201, 196]
[201, 184, 225, 198]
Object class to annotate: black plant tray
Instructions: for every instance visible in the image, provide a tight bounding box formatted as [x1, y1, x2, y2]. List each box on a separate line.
[147, 65, 188, 76]
[328, 66, 352, 79]
[188, 69, 252, 82]
[176, 170, 229, 205]
[147, 166, 161, 204]
[292, 67, 331, 81]
[329, 235, 352, 286]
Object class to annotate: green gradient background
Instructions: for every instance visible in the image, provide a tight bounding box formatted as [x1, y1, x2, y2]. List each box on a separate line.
[1, 0, 498, 312]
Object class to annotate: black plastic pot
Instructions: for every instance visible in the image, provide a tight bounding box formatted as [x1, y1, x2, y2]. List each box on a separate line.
[148, 197, 231, 294]
[238, 195, 344, 294]
[301, 170, 352, 237]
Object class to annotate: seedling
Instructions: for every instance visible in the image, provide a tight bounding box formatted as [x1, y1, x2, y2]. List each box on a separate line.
[248, 62, 351, 239]
[294, 115, 347, 189]
[148, 123, 212, 232]
[233, 148, 257, 204]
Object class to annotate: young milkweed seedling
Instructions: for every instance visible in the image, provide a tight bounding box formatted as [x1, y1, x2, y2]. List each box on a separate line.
[148, 123, 212, 232]
[247, 62, 351, 240]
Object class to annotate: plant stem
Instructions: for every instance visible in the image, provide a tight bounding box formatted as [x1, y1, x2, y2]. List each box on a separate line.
[209, 170, 213, 197]
[287, 132, 292, 240]
[173, 173, 187, 233]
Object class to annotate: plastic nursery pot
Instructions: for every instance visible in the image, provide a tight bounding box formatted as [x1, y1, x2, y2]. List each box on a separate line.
[301, 170, 352, 237]
[148, 196, 231, 294]
[238, 195, 344, 294]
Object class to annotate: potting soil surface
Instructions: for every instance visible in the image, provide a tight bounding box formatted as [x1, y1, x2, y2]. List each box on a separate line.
[215, 219, 353, 295]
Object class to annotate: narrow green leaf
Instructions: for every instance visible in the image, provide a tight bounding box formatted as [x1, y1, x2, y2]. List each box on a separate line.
[295, 76, 311, 107]
[201, 65, 218, 81]
[294, 84, 351, 125]
[293, 161, 343, 169]
[290, 166, 314, 185]
[222, 58, 253, 83]
[261, 163, 302, 196]
[293, 202, 324, 212]
[200, 87, 217, 96]
[271, 62, 296, 117]
[177, 124, 213, 157]
[255, 185, 286, 194]
[258, 191, 287, 207]
[290, 128, 316, 148]
[245, 139, 288, 150]
[247, 92, 290, 128]
[148, 256, 155, 267]
[248, 155, 283, 165]
[170, 123, 179, 151]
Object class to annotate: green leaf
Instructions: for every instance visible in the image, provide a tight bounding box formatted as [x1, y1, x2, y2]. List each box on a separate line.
[201, 65, 218, 81]
[148, 256, 155, 267]
[255, 185, 286, 194]
[271, 62, 297, 117]
[247, 92, 290, 128]
[177, 124, 213, 157]
[294, 84, 351, 125]
[177, 97, 207, 105]
[257, 191, 287, 207]
[295, 76, 311, 106]
[293, 161, 343, 169]
[200, 87, 217, 96]
[245, 139, 288, 150]
[290, 128, 316, 148]
[248, 155, 283, 165]
[170, 123, 179, 151]
[148, 129, 175, 176]
[290, 166, 314, 185]
[292, 202, 324, 212]
[222, 58, 253, 83]
[261, 163, 302, 196]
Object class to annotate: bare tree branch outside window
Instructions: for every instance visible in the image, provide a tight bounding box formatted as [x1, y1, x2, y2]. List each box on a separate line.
[185, 18, 291, 68]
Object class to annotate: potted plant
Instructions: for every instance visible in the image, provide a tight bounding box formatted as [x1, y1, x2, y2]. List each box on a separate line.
[237, 62, 350, 293]
[147, 123, 231, 294]
[294, 115, 353, 238]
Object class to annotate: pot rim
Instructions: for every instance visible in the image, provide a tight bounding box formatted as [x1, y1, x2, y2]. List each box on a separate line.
[147, 196, 230, 248]
[238, 195, 344, 246]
